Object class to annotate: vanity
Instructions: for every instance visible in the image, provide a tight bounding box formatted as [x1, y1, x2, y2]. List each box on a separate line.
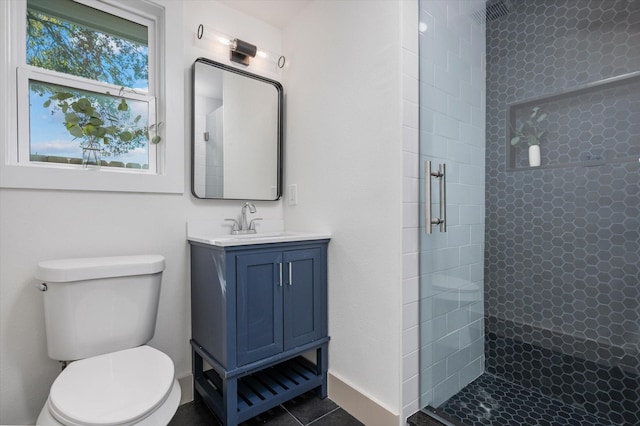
[188, 231, 330, 425]
[188, 56, 325, 424]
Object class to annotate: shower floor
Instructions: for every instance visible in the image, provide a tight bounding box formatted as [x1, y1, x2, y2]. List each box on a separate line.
[438, 373, 615, 426]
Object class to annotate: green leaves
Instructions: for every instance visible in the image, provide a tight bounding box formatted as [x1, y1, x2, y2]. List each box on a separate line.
[41, 87, 163, 158]
[76, 98, 91, 110]
[65, 113, 80, 124]
[511, 106, 548, 147]
[120, 131, 133, 142]
[54, 92, 74, 101]
[89, 117, 104, 126]
[68, 125, 84, 138]
[147, 122, 162, 144]
[26, 8, 148, 90]
[118, 98, 128, 111]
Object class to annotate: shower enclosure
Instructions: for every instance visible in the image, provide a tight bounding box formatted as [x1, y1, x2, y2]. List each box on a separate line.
[418, 0, 639, 425]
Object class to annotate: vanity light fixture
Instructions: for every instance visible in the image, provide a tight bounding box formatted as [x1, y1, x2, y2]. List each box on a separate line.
[230, 38, 257, 66]
[196, 24, 285, 68]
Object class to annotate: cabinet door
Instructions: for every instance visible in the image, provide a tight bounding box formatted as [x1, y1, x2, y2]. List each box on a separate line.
[236, 251, 283, 365]
[283, 248, 323, 350]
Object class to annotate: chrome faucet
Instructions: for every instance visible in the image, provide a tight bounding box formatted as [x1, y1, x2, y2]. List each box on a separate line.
[225, 202, 262, 235]
[240, 202, 256, 231]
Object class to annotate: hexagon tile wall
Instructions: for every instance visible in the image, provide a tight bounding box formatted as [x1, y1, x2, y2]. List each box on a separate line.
[484, 0, 639, 424]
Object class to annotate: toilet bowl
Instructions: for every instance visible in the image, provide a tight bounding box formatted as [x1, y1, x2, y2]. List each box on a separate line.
[35, 255, 180, 425]
[36, 346, 180, 426]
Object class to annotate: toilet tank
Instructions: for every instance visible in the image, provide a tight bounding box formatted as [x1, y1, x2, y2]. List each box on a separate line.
[36, 255, 165, 361]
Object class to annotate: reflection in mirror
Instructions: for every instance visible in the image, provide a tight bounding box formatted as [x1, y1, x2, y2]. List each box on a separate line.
[192, 58, 282, 200]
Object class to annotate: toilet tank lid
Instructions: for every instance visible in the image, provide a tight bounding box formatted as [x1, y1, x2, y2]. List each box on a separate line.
[36, 255, 165, 283]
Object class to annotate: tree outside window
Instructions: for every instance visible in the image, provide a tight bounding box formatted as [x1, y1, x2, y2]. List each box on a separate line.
[25, 0, 157, 169]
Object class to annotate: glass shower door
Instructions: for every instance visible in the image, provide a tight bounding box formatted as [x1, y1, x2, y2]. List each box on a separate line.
[418, 0, 486, 410]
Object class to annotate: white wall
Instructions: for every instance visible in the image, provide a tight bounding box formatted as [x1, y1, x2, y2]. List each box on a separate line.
[0, 1, 284, 424]
[282, 0, 405, 420]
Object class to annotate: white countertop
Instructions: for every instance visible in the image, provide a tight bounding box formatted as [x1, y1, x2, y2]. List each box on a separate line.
[187, 221, 330, 247]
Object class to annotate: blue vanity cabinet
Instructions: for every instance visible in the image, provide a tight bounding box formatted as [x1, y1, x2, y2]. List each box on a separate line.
[236, 247, 324, 365]
[236, 250, 284, 366]
[189, 239, 329, 426]
[282, 248, 324, 349]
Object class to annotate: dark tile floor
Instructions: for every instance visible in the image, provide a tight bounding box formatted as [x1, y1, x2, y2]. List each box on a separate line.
[438, 373, 616, 426]
[169, 390, 364, 426]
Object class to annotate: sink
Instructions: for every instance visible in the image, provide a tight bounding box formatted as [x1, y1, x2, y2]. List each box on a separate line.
[188, 231, 331, 247]
[238, 232, 295, 238]
[217, 232, 298, 241]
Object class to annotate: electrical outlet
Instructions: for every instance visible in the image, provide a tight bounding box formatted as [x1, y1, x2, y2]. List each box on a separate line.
[288, 184, 298, 205]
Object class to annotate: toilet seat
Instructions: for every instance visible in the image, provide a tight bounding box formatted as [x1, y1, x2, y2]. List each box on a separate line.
[47, 346, 175, 426]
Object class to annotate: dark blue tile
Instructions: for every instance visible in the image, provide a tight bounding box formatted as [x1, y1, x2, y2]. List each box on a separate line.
[439, 374, 616, 426]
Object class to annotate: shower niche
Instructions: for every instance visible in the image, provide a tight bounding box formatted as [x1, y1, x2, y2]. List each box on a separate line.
[507, 71, 640, 171]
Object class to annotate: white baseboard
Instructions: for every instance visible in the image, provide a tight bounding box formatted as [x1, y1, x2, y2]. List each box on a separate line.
[328, 373, 400, 426]
[177, 374, 193, 405]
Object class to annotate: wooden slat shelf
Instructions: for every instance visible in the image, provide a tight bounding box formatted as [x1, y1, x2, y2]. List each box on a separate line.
[196, 355, 324, 424]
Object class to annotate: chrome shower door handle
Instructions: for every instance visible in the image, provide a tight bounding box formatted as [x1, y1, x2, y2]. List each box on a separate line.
[439, 163, 446, 233]
[425, 161, 447, 234]
[425, 161, 433, 234]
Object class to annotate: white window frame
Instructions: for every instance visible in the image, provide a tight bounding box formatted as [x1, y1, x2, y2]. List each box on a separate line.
[0, 0, 184, 194]
[17, 67, 159, 173]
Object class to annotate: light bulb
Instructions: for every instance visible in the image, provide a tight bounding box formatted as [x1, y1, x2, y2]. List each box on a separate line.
[216, 36, 231, 46]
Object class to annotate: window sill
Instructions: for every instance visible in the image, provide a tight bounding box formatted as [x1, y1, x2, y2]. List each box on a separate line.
[0, 161, 183, 194]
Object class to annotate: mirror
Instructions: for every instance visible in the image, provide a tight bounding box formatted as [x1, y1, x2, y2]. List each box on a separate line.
[192, 58, 282, 200]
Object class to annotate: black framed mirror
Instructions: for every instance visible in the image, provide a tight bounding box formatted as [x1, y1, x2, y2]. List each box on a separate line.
[192, 58, 282, 200]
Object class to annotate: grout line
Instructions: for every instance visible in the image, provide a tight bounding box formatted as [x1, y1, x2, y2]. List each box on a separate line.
[306, 407, 341, 425]
[280, 404, 304, 426]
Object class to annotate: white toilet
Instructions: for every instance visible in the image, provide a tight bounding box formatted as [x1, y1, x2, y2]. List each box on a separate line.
[35, 255, 181, 425]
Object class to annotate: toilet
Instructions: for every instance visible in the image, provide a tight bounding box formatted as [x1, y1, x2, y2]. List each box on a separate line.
[35, 255, 181, 425]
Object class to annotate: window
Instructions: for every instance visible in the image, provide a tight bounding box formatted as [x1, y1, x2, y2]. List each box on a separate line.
[0, 0, 183, 193]
[21, 0, 157, 171]
[19, 69, 158, 171]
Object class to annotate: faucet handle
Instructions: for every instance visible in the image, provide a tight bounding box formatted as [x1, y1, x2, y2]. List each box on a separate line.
[224, 218, 239, 234]
[249, 218, 263, 231]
